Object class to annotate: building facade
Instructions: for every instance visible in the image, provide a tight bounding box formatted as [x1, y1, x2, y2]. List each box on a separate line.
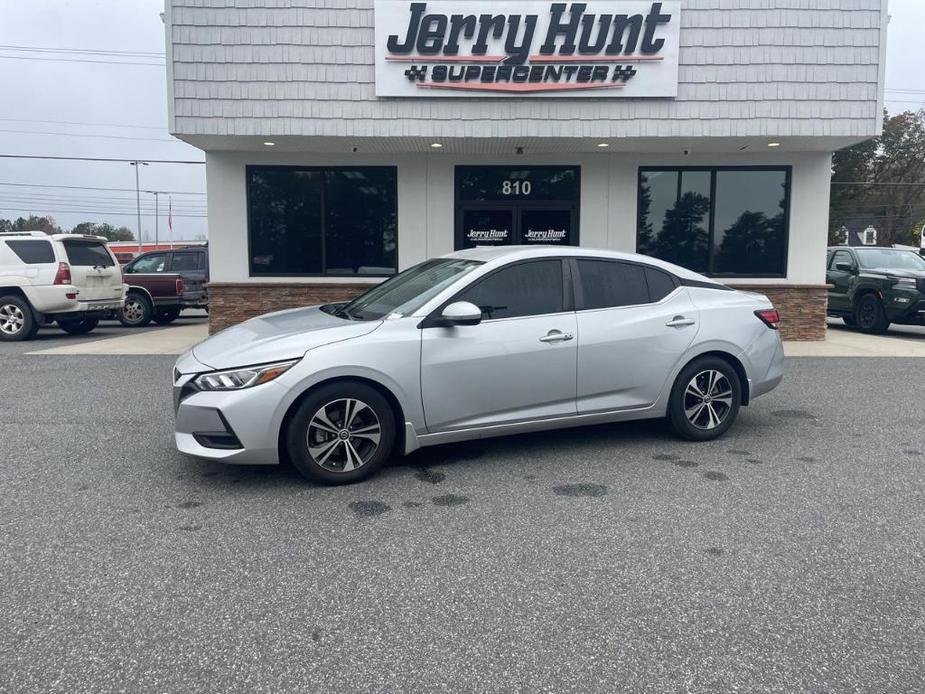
[165, 0, 889, 340]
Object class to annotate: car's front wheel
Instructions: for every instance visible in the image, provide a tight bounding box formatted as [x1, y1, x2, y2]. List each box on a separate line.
[119, 293, 153, 327]
[286, 381, 396, 485]
[58, 317, 100, 335]
[667, 357, 742, 441]
[854, 294, 890, 334]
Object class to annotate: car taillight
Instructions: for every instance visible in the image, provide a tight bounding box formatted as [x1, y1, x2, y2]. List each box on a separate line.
[53, 262, 71, 285]
[176, 278, 184, 295]
[755, 308, 781, 330]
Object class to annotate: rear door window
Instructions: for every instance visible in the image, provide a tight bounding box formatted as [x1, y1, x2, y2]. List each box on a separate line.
[576, 260, 649, 309]
[6, 240, 55, 264]
[170, 252, 201, 272]
[456, 260, 564, 320]
[644, 267, 678, 302]
[62, 240, 114, 267]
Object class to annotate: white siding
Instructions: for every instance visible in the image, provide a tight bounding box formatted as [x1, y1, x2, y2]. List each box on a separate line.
[168, 0, 886, 141]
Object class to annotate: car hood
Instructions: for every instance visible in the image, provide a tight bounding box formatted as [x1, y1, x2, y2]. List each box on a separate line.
[192, 305, 382, 370]
[863, 267, 925, 279]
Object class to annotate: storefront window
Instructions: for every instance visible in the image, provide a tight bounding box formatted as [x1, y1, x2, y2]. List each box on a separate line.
[637, 167, 790, 277]
[247, 166, 397, 277]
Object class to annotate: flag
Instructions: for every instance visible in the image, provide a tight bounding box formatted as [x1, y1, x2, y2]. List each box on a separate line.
[168, 197, 173, 248]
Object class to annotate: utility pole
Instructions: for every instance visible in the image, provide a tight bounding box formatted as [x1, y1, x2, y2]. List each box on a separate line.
[144, 191, 162, 247]
[130, 161, 149, 251]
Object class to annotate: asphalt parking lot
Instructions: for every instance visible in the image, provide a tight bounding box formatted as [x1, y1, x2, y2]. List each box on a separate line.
[2, 333, 924, 692]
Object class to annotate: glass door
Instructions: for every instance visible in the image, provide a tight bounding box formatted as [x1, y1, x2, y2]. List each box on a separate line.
[460, 208, 514, 249]
[519, 208, 574, 246]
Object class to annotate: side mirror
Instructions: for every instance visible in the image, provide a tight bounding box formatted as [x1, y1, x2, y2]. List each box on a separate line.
[441, 301, 482, 326]
[835, 261, 854, 272]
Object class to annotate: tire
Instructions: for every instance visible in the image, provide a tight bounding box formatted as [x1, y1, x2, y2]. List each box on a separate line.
[842, 316, 857, 327]
[854, 294, 890, 334]
[285, 381, 396, 485]
[119, 293, 153, 327]
[58, 317, 99, 335]
[0, 294, 38, 341]
[667, 356, 742, 441]
[153, 308, 181, 325]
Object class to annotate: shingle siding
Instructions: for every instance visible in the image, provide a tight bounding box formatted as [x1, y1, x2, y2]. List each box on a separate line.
[167, 0, 886, 140]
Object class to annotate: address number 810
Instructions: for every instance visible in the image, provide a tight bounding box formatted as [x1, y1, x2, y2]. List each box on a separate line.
[501, 180, 532, 196]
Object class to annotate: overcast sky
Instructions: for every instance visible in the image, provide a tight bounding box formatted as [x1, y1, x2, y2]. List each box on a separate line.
[0, 0, 922, 242]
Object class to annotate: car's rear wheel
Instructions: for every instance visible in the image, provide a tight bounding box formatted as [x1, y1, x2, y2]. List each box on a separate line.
[854, 294, 890, 334]
[58, 317, 99, 335]
[119, 293, 153, 327]
[668, 357, 741, 441]
[0, 295, 38, 341]
[153, 308, 181, 325]
[286, 381, 396, 485]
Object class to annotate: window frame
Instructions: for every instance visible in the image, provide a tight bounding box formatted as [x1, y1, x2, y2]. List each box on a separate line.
[422, 258, 574, 327]
[636, 165, 792, 279]
[245, 164, 399, 279]
[169, 251, 203, 272]
[570, 257, 680, 312]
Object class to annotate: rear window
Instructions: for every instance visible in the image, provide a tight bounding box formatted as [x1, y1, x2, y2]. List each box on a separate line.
[577, 260, 649, 309]
[644, 267, 678, 302]
[63, 240, 114, 267]
[171, 253, 201, 272]
[6, 240, 55, 264]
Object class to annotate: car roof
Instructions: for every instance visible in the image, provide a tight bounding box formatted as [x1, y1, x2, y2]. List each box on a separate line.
[444, 245, 719, 284]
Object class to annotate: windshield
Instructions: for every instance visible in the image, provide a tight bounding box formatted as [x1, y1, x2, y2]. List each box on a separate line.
[856, 249, 925, 271]
[334, 258, 483, 321]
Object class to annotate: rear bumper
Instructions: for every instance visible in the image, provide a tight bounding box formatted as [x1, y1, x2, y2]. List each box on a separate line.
[40, 299, 125, 322]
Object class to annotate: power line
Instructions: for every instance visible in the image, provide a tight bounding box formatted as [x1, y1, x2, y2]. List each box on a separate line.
[0, 181, 205, 195]
[0, 117, 167, 130]
[0, 44, 164, 58]
[0, 128, 181, 143]
[831, 181, 925, 186]
[0, 154, 204, 164]
[0, 55, 164, 67]
[0, 205, 207, 218]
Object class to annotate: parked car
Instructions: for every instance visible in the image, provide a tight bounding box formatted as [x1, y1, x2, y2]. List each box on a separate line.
[174, 246, 785, 485]
[0, 231, 125, 341]
[119, 247, 209, 327]
[826, 246, 925, 333]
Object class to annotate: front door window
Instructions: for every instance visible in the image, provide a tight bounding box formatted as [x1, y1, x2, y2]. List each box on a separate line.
[456, 166, 580, 250]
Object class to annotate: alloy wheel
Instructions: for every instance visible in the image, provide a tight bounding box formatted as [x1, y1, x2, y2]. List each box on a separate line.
[0, 303, 25, 336]
[683, 370, 734, 431]
[123, 300, 145, 323]
[857, 301, 876, 329]
[306, 398, 382, 472]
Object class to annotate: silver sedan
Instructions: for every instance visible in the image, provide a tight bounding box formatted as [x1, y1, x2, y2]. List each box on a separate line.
[174, 246, 784, 484]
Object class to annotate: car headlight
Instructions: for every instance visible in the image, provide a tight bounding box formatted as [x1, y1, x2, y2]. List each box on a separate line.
[890, 277, 917, 289]
[194, 360, 299, 391]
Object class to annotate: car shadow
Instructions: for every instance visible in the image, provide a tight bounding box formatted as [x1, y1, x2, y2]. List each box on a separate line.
[826, 319, 925, 341]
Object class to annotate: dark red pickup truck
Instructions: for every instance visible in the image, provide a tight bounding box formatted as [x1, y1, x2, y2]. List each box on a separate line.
[118, 247, 209, 326]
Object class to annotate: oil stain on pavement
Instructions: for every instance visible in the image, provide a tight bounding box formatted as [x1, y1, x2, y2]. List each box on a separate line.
[702, 471, 729, 482]
[552, 483, 608, 498]
[773, 409, 817, 420]
[414, 467, 446, 484]
[432, 494, 469, 507]
[177, 500, 203, 509]
[652, 453, 680, 461]
[349, 501, 391, 517]
[673, 460, 698, 468]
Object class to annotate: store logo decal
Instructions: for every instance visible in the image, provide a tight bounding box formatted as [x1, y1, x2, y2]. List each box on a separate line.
[378, 1, 677, 95]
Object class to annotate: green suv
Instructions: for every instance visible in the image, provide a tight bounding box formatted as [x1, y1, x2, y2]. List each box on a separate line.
[826, 247, 925, 333]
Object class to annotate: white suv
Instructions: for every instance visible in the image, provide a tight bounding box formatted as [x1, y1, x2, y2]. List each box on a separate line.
[0, 231, 126, 341]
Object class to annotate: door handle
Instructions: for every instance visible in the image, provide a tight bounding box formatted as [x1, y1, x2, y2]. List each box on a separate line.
[666, 316, 696, 328]
[539, 330, 574, 343]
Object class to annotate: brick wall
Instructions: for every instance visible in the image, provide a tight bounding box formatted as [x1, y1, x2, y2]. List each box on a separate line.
[732, 285, 829, 341]
[208, 282, 830, 341]
[208, 282, 369, 334]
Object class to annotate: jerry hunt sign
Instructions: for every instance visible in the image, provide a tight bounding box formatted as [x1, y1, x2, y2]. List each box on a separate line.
[374, 1, 680, 97]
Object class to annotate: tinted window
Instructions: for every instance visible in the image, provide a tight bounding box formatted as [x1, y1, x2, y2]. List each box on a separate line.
[577, 260, 649, 309]
[62, 240, 114, 267]
[171, 253, 201, 272]
[130, 253, 167, 273]
[6, 240, 54, 264]
[856, 249, 925, 270]
[638, 168, 789, 277]
[247, 167, 397, 277]
[457, 260, 563, 320]
[645, 267, 677, 302]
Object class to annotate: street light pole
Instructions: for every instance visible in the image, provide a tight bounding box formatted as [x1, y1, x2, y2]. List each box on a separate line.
[130, 161, 149, 252]
[144, 191, 166, 248]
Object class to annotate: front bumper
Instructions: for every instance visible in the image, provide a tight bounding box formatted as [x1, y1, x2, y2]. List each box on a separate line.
[174, 353, 284, 466]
